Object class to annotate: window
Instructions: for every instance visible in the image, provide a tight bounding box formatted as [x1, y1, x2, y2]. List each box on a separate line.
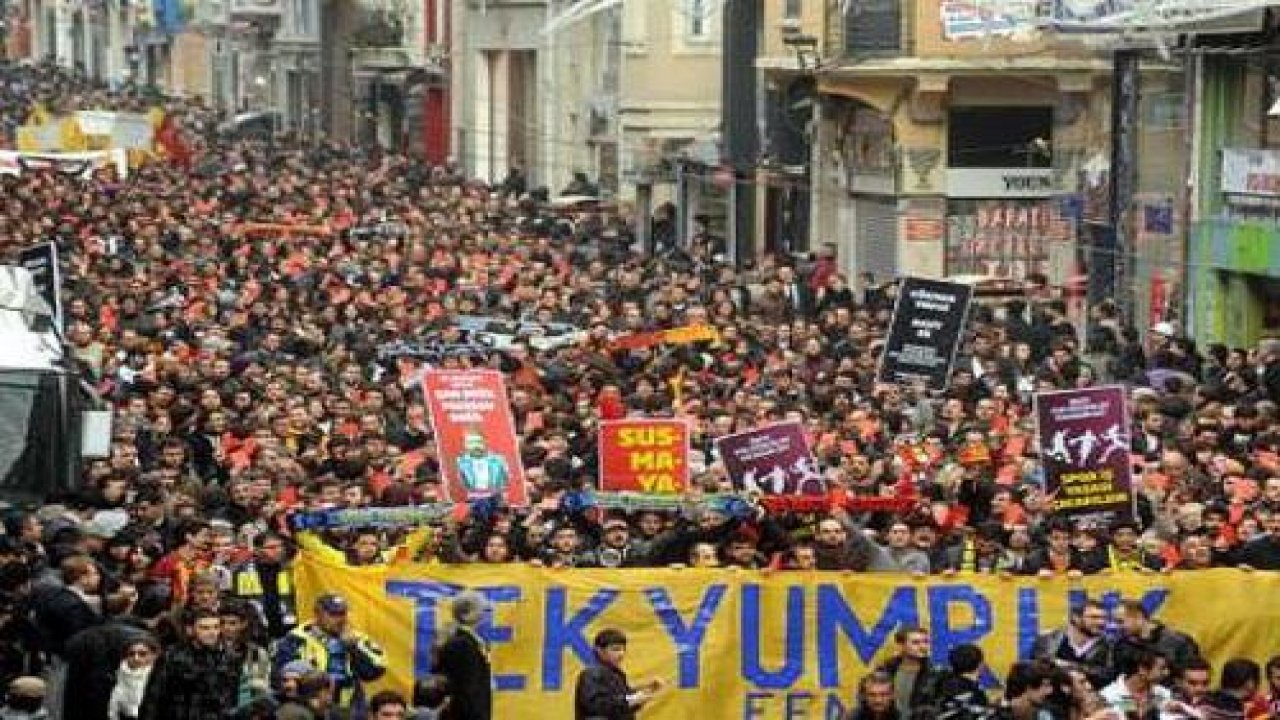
[948, 107, 1053, 168]
[843, 0, 900, 56]
[686, 0, 711, 41]
[290, 0, 315, 37]
[784, 0, 803, 21]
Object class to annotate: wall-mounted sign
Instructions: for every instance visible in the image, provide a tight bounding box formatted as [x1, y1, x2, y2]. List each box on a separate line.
[941, 0, 1041, 40]
[947, 167, 1057, 198]
[946, 199, 1071, 279]
[1222, 148, 1280, 197]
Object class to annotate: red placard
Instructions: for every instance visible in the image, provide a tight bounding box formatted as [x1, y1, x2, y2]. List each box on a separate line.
[598, 419, 691, 494]
[423, 370, 527, 505]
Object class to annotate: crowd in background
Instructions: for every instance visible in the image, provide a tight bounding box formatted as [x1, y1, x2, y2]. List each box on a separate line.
[4, 60, 1280, 719]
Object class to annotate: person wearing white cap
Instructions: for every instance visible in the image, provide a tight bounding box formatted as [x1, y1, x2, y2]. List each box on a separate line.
[271, 593, 386, 719]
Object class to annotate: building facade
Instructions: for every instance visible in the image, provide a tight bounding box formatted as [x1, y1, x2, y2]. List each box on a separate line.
[1189, 33, 1280, 347]
[758, 0, 1122, 287]
[450, 0, 722, 200]
[449, 0, 544, 185]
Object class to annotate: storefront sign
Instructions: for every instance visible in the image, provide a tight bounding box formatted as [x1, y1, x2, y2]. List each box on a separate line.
[1221, 148, 1280, 198]
[877, 277, 973, 390]
[941, 0, 1040, 40]
[1034, 386, 1135, 528]
[946, 199, 1070, 279]
[947, 168, 1057, 198]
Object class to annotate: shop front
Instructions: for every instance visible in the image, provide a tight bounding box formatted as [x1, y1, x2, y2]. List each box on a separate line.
[945, 168, 1075, 283]
[1190, 148, 1280, 347]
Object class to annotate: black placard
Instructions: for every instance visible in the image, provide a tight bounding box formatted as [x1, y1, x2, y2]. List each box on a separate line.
[876, 277, 973, 390]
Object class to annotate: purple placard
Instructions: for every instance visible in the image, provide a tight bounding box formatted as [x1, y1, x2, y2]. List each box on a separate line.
[714, 421, 825, 496]
[1034, 386, 1135, 528]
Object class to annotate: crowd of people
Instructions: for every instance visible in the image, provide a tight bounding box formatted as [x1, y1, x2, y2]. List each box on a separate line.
[3, 59, 1280, 719]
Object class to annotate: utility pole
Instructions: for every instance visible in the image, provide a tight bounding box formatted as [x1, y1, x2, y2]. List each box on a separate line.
[721, 0, 760, 265]
[1090, 47, 1139, 323]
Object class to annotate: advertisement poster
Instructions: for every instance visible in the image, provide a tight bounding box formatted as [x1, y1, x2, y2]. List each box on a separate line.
[876, 277, 973, 391]
[598, 419, 691, 494]
[423, 370, 527, 505]
[1034, 386, 1135, 527]
[715, 422, 824, 495]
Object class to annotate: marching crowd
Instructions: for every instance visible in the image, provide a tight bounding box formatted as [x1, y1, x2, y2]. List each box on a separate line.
[4, 60, 1280, 719]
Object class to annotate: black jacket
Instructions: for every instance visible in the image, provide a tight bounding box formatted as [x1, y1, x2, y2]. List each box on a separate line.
[1237, 535, 1280, 570]
[1115, 622, 1201, 674]
[137, 642, 242, 720]
[575, 662, 636, 720]
[1029, 628, 1115, 689]
[935, 672, 992, 720]
[33, 586, 102, 658]
[877, 656, 946, 714]
[436, 627, 491, 720]
[62, 617, 150, 720]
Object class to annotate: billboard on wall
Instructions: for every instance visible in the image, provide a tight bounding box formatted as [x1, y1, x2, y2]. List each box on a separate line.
[945, 199, 1071, 279]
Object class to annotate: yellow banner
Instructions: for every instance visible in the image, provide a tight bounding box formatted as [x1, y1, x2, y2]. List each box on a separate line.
[295, 553, 1280, 719]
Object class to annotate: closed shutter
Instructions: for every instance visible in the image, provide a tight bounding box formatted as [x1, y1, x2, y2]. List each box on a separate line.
[854, 196, 898, 278]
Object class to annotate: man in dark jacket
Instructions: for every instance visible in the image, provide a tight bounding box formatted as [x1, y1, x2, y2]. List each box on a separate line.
[1029, 599, 1115, 689]
[1235, 506, 1280, 570]
[62, 588, 149, 720]
[574, 628, 664, 720]
[33, 555, 103, 658]
[435, 593, 492, 720]
[137, 609, 242, 720]
[847, 671, 901, 720]
[876, 626, 946, 716]
[1115, 599, 1201, 676]
[812, 516, 874, 571]
[935, 644, 992, 720]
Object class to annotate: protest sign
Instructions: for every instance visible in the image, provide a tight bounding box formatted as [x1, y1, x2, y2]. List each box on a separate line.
[296, 554, 1280, 720]
[876, 277, 974, 390]
[1034, 385, 1135, 526]
[423, 370, 527, 505]
[715, 422, 825, 495]
[598, 419, 691, 494]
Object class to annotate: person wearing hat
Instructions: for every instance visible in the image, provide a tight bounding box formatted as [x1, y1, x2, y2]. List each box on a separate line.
[272, 670, 333, 720]
[594, 516, 639, 569]
[433, 592, 492, 720]
[275, 660, 317, 705]
[272, 593, 386, 719]
[573, 628, 665, 720]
